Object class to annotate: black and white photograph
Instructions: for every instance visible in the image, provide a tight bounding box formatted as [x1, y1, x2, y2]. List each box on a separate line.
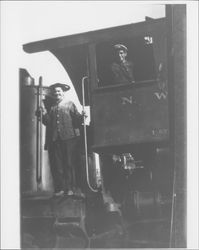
[1, 1, 198, 249]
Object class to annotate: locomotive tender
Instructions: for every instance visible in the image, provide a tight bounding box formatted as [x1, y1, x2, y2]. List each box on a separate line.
[20, 5, 186, 248]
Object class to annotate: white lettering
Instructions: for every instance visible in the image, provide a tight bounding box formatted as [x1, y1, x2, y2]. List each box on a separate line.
[152, 128, 169, 137]
[154, 92, 167, 100]
[144, 36, 153, 44]
[121, 96, 133, 105]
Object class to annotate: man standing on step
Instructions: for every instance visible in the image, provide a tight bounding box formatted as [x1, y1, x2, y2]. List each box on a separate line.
[37, 83, 84, 197]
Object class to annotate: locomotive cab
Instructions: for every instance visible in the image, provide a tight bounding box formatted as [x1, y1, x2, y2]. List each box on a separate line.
[41, 17, 171, 222]
[21, 6, 186, 248]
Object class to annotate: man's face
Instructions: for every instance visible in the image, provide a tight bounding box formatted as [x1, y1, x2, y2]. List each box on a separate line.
[53, 87, 64, 101]
[117, 49, 127, 62]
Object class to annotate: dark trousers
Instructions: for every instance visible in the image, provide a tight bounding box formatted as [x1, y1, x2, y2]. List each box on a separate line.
[48, 137, 79, 192]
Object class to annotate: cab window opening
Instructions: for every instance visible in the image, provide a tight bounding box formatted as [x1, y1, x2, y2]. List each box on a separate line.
[96, 36, 157, 87]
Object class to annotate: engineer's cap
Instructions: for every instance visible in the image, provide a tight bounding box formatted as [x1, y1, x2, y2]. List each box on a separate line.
[114, 44, 128, 52]
[50, 83, 70, 92]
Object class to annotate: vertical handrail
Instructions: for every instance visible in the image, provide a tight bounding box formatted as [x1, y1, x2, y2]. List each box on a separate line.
[36, 76, 43, 188]
[82, 76, 98, 192]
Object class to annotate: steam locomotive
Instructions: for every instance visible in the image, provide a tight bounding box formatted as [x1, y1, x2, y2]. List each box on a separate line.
[20, 5, 186, 248]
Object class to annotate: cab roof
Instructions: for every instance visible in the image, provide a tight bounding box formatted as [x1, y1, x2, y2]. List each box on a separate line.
[23, 17, 165, 53]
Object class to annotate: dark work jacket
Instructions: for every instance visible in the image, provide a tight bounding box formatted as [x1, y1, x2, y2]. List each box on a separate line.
[111, 60, 135, 84]
[43, 99, 83, 150]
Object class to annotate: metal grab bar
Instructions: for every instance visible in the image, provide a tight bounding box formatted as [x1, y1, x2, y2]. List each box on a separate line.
[82, 76, 98, 192]
[36, 76, 43, 187]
